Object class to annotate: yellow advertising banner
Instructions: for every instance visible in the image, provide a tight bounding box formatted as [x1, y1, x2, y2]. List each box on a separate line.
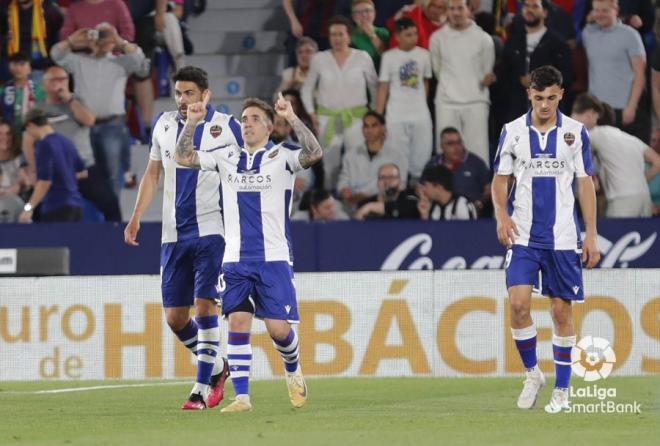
[0, 271, 657, 380]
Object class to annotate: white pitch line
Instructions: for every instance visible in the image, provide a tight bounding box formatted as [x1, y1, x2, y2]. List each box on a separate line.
[3, 381, 191, 395]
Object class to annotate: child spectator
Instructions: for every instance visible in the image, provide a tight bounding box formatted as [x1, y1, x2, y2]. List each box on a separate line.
[376, 17, 433, 183]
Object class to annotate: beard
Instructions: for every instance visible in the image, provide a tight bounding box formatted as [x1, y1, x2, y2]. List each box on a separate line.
[524, 16, 542, 28]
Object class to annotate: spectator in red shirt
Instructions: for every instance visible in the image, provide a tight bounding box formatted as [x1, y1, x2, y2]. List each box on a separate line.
[59, 0, 134, 42]
[385, 0, 447, 49]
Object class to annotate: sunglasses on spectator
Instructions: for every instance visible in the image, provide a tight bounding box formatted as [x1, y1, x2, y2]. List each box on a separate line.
[378, 175, 399, 181]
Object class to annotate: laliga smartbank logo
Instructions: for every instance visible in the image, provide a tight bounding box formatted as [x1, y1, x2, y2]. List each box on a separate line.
[570, 335, 616, 381]
[567, 336, 641, 414]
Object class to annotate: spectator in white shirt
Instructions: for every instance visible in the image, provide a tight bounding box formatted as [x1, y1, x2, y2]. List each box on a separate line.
[301, 15, 378, 190]
[571, 93, 660, 217]
[376, 17, 433, 182]
[429, 0, 495, 166]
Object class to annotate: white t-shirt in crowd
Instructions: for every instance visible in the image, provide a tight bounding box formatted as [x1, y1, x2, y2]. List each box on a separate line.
[379, 46, 432, 122]
[588, 125, 651, 199]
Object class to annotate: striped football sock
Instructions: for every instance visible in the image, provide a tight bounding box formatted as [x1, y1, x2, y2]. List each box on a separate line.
[174, 319, 198, 353]
[227, 331, 251, 396]
[173, 318, 223, 376]
[272, 328, 299, 373]
[193, 315, 220, 393]
[553, 334, 576, 389]
[511, 325, 538, 370]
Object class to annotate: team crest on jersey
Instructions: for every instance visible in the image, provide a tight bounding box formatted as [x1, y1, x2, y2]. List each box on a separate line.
[209, 125, 223, 138]
[164, 124, 169, 132]
[564, 132, 575, 146]
[268, 149, 279, 158]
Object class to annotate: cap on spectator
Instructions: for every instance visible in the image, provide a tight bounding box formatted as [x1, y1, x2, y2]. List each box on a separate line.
[8, 52, 30, 63]
[23, 108, 49, 128]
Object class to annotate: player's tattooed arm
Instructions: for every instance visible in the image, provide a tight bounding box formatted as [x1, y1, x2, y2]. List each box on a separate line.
[290, 114, 322, 168]
[174, 121, 200, 169]
[274, 92, 322, 168]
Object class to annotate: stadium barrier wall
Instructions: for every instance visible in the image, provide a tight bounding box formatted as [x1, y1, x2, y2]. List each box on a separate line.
[0, 218, 658, 275]
[0, 270, 657, 381]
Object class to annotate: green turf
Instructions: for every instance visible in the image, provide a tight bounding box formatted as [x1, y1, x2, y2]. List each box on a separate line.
[0, 377, 657, 446]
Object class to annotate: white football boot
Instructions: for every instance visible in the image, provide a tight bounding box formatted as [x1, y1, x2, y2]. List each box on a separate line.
[517, 368, 546, 409]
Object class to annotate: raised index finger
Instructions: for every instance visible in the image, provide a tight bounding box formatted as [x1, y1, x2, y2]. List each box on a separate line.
[202, 90, 212, 107]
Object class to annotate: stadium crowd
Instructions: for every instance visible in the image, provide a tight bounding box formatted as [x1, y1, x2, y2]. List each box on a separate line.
[0, 0, 659, 224]
[0, 0, 194, 222]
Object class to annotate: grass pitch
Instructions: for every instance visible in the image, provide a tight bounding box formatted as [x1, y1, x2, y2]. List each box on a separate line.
[0, 377, 657, 446]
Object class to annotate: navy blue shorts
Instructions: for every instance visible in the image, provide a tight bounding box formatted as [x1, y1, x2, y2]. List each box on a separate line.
[160, 235, 224, 308]
[220, 261, 299, 323]
[505, 245, 584, 301]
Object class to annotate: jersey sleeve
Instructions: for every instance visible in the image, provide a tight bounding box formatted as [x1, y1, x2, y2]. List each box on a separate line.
[493, 125, 515, 175]
[149, 113, 164, 161]
[282, 142, 304, 173]
[227, 115, 244, 146]
[574, 125, 595, 177]
[198, 150, 220, 172]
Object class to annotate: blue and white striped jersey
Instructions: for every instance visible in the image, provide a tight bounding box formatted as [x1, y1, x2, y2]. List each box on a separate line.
[493, 111, 594, 250]
[150, 106, 242, 243]
[198, 140, 304, 263]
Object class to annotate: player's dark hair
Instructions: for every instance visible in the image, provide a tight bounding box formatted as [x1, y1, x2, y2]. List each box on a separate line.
[572, 93, 603, 116]
[394, 17, 417, 33]
[328, 15, 353, 35]
[440, 126, 460, 139]
[420, 165, 453, 191]
[172, 65, 209, 91]
[363, 110, 385, 125]
[242, 97, 275, 124]
[529, 65, 563, 90]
